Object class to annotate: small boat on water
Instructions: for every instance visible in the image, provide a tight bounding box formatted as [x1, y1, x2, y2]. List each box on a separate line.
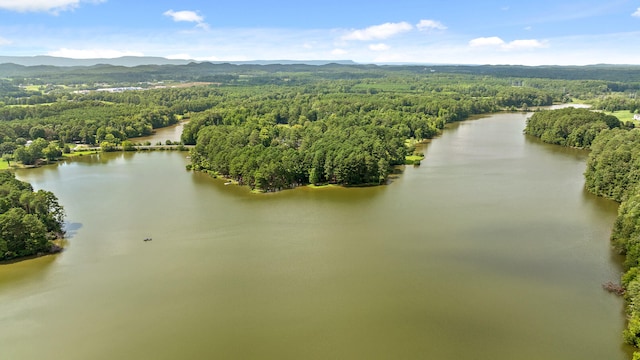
[143, 237, 152, 242]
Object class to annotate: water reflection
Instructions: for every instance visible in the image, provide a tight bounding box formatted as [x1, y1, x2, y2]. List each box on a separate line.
[132, 121, 187, 144]
[190, 164, 386, 204]
[523, 133, 588, 161]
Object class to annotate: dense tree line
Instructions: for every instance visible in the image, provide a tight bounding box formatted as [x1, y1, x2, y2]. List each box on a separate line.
[584, 129, 640, 202]
[591, 94, 640, 113]
[0, 170, 65, 260]
[524, 107, 622, 148]
[0, 98, 179, 163]
[2, 62, 640, 88]
[390, 64, 640, 85]
[0, 100, 176, 143]
[0, 65, 627, 179]
[586, 129, 640, 358]
[0, 79, 40, 104]
[191, 121, 406, 191]
[611, 188, 640, 360]
[0, 65, 617, 165]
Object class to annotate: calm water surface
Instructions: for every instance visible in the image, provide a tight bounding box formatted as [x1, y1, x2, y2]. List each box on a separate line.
[1, 112, 629, 359]
[133, 120, 186, 144]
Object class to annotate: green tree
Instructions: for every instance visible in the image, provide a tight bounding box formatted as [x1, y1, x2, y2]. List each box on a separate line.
[0, 208, 48, 258]
[29, 138, 48, 159]
[28, 125, 46, 140]
[121, 140, 135, 151]
[0, 171, 65, 260]
[2, 153, 12, 167]
[13, 146, 35, 165]
[309, 167, 320, 185]
[42, 142, 62, 161]
[100, 141, 116, 152]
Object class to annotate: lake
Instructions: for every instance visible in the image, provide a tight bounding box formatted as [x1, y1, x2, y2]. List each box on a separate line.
[1, 111, 629, 359]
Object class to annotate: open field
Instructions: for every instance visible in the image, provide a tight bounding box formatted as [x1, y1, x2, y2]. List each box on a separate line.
[63, 150, 100, 158]
[607, 110, 639, 124]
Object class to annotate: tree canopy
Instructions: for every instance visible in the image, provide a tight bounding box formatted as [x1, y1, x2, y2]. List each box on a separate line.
[584, 128, 640, 202]
[184, 80, 553, 191]
[525, 107, 621, 148]
[0, 170, 65, 260]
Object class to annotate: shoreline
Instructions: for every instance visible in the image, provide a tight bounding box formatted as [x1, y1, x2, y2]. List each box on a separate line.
[0, 238, 65, 265]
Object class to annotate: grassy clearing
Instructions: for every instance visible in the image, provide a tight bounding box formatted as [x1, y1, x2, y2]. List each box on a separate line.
[607, 110, 639, 125]
[6, 103, 55, 108]
[404, 138, 417, 147]
[405, 154, 424, 165]
[350, 83, 416, 93]
[165, 81, 213, 88]
[404, 137, 426, 165]
[0, 161, 27, 170]
[63, 150, 100, 158]
[307, 184, 340, 189]
[24, 85, 43, 92]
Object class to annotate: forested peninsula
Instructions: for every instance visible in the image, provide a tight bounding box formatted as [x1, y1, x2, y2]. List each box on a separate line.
[183, 83, 549, 190]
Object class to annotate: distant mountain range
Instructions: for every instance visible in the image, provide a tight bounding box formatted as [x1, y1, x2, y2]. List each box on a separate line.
[0, 55, 357, 67]
[1, 56, 639, 84]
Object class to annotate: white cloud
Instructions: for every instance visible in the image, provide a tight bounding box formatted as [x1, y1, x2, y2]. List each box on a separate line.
[164, 10, 209, 30]
[416, 19, 447, 31]
[469, 37, 506, 47]
[164, 10, 203, 23]
[633, 8, 640, 17]
[0, 36, 11, 46]
[369, 43, 390, 51]
[331, 48, 348, 55]
[469, 37, 546, 50]
[342, 22, 413, 41]
[0, 0, 104, 13]
[47, 48, 144, 59]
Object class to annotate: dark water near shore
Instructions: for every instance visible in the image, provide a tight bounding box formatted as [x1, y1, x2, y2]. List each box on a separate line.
[1, 112, 629, 359]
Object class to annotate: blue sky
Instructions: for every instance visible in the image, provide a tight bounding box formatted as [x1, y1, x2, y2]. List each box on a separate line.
[0, 0, 639, 65]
